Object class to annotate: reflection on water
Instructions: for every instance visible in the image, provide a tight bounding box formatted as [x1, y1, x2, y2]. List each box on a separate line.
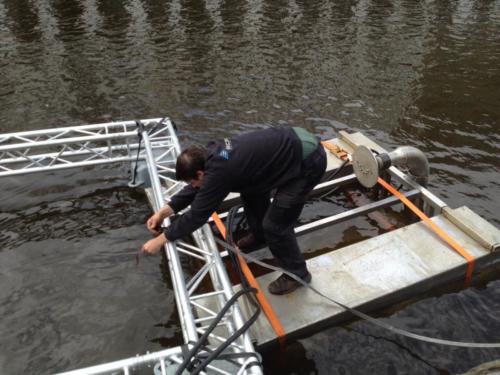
[0, 0, 499, 373]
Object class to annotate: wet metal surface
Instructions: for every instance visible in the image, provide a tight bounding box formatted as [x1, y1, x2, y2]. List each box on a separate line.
[246, 208, 498, 347]
[1, 0, 500, 374]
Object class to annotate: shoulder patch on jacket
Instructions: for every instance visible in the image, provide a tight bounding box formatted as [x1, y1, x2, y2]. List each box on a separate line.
[219, 149, 229, 160]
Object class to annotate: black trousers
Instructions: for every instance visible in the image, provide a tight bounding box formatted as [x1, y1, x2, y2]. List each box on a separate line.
[240, 145, 327, 278]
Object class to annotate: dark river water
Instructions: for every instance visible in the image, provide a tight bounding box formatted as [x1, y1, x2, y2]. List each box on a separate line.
[1, 0, 500, 374]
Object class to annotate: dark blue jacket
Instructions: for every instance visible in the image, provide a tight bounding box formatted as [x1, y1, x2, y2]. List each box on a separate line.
[164, 127, 303, 241]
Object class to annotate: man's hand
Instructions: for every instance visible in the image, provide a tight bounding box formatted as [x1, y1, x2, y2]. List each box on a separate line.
[146, 213, 163, 236]
[141, 234, 167, 255]
[146, 205, 174, 235]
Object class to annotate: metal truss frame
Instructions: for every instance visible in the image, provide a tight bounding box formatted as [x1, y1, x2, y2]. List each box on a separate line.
[0, 118, 261, 375]
[0, 118, 177, 177]
[140, 126, 262, 375]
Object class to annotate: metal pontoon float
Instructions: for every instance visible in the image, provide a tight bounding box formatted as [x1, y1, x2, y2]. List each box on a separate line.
[1, 118, 499, 374]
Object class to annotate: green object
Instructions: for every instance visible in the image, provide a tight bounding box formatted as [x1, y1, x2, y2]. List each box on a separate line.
[293, 127, 319, 160]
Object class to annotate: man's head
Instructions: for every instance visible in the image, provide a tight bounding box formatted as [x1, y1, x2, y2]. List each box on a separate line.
[175, 145, 207, 188]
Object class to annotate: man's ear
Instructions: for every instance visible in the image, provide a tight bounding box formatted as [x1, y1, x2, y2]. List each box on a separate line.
[196, 170, 204, 180]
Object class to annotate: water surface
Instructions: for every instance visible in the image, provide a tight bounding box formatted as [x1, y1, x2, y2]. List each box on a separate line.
[0, 0, 499, 373]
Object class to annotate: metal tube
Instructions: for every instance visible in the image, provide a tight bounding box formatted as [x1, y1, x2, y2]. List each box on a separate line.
[190, 229, 253, 372]
[190, 290, 226, 301]
[176, 247, 207, 261]
[0, 156, 144, 177]
[387, 146, 430, 186]
[0, 143, 143, 165]
[176, 241, 214, 256]
[0, 132, 137, 152]
[141, 129, 199, 343]
[295, 189, 421, 236]
[165, 118, 181, 154]
[55, 346, 183, 375]
[187, 263, 214, 295]
[388, 166, 447, 213]
[314, 173, 357, 192]
[0, 118, 163, 139]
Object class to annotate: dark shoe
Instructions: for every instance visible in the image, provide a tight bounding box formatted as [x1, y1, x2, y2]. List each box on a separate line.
[268, 272, 312, 295]
[237, 233, 265, 253]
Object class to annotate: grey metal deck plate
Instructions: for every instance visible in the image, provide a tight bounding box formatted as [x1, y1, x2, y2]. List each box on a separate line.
[234, 206, 499, 347]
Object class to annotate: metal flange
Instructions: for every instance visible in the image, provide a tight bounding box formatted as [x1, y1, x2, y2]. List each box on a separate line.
[352, 145, 380, 188]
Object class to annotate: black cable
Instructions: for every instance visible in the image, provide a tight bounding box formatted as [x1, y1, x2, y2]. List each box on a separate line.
[318, 159, 350, 199]
[174, 288, 261, 375]
[131, 123, 143, 186]
[324, 158, 349, 181]
[173, 206, 262, 374]
[190, 290, 261, 375]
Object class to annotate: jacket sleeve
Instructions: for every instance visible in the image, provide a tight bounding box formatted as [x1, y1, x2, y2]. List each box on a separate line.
[168, 185, 198, 213]
[164, 172, 230, 242]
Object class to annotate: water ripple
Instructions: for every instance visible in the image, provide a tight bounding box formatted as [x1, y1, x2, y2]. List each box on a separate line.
[1, 0, 499, 373]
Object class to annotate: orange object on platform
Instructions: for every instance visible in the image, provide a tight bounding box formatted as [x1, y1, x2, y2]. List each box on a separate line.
[321, 141, 349, 161]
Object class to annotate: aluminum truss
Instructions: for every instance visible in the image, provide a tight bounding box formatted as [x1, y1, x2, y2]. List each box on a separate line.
[0, 118, 262, 375]
[139, 126, 262, 375]
[0, 118, 177, 177]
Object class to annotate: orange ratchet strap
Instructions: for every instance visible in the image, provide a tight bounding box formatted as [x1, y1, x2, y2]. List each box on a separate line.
[210, 212, 287, 345]
[377, 177, 475, 287]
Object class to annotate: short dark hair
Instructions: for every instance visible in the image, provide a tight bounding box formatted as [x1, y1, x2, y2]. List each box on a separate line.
[175, 145, 207, 181]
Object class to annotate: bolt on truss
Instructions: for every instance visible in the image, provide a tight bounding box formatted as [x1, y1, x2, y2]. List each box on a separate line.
[0, 118, 262, 375]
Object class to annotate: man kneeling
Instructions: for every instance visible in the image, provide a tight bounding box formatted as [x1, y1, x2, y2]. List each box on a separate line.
[141, 126, 327, 295]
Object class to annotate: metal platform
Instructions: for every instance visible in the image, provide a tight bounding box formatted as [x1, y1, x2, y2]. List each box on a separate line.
[237, 206, 500, 347]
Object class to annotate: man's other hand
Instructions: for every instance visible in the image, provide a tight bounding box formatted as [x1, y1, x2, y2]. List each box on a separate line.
[146, 213, 162, 236]
[146, 205, 174, 236]
[141, 234, 167, 255]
